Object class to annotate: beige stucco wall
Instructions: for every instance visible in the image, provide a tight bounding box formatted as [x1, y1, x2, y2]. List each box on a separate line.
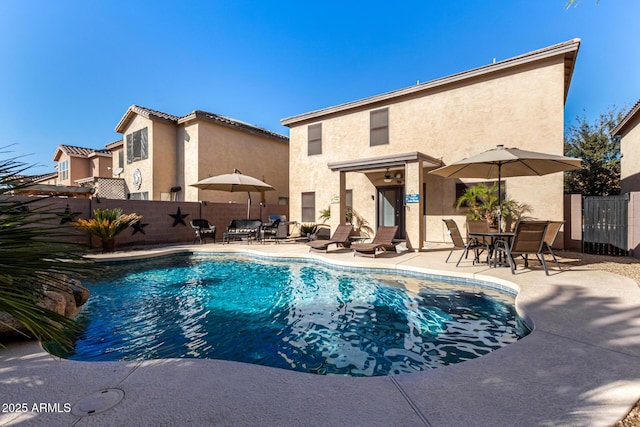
[287, 56, 566, 244]
[621, 113, 640, 194]
[69, 156, 89, 185]
[151, 120, 178, 200]
[90, 156, 112, 179]
[187, 121, 289, 209]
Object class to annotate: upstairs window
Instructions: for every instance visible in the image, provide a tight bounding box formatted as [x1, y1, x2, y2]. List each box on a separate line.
[59, 160, 69, 181]
[370, 108, 389, 146]
[308, 123, 322, 155]
[126, 127, 148, 163]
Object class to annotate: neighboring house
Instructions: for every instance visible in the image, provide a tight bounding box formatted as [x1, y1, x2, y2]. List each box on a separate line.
[52, 144, 112, 186]
[112, 105, 289, 205]
[281, 39, 580, 250]
[13, 145, 114, 198]
[31, 172, 59, 186]
[613, 99, 640, 194]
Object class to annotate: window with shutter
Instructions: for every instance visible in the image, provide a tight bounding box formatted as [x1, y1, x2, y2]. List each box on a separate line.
[370, 108, 389, 146]
[301, 192, 316, 222]
[126, 127, 149, 163]
[308, 124, 322, 155]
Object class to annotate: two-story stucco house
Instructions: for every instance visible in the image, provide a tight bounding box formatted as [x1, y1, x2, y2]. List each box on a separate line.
[613, 100, 640, 194]
[52, 144, 112, 186]
[281, 39, 580, 250]
[112, 105, 289, 204]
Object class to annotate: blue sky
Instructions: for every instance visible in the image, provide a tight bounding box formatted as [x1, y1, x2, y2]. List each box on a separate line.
[1, 1, 638, 174]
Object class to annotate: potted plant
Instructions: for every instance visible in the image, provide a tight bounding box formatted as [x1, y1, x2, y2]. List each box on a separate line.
[299, 223, 318, 240]
[72, 208, 142, 252]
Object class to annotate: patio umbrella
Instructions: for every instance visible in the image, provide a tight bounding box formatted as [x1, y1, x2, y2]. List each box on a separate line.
[190, 169, 275, 218]
[429, 145, 582, 229]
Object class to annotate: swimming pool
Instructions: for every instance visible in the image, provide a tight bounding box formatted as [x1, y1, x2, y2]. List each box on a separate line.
[49, 254, 529, 376]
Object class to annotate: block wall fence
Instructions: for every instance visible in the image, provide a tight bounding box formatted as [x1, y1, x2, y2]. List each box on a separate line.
[8, 196, 288, 251]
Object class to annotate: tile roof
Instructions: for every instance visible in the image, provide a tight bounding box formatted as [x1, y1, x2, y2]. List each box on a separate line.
[59, 144, 111, 157]
[612, 99, 640, 136]
[180, 110, 288, 142]
[115, 105, 288, 143]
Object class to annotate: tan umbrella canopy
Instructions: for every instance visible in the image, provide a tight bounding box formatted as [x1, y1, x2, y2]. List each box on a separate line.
[190, 169, 275, 218]
[429, 145, 582, 228]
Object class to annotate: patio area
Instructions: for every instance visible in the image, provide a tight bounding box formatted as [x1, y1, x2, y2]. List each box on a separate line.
[2, 242, 640, 426]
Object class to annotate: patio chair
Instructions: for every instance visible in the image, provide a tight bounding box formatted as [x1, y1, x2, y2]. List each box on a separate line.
[261, 219, 281, 241]
[306, 224, 353, 252]
[190, 219, 217, 244]
[543, 220, 565, 270]
[352, 226, 398, 258]
[493, 221, 550, 275]
[466, 219, 491, 262]
[442, 219, 484, 267]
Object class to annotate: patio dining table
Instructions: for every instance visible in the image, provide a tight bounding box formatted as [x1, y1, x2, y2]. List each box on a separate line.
[468, 231, 515, 267]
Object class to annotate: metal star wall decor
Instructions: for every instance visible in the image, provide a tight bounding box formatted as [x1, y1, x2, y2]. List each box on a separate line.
[131, 220, 149, 235]
[57, 204, 82, 225]
[169, 207, 189, 227]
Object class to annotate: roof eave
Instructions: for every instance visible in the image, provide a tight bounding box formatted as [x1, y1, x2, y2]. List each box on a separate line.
[328, 152, 443, 172]
[178, 110, 289, 143]
[115, 105, 178, 134]
[281, 38, 581, 127]
[612, 99, 640, 136]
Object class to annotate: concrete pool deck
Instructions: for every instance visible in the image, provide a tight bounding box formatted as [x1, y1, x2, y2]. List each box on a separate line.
[2, 242, 640, 426]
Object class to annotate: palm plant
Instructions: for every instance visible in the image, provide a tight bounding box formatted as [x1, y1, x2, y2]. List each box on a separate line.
[346, 209, 374, 237]
[500, 198, 534, 232]
[456, 183, 534, 231]
[72, 208, 141, 252]
[0, 153, 93, 349]
[455, 183, 499, 225]
[299, 223, 318, 236]
[318, 207, 331, 223]
[318, 206, 374, 237]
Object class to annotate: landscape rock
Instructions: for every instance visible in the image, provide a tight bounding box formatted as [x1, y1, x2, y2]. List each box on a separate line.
[0, 277, 90, 340]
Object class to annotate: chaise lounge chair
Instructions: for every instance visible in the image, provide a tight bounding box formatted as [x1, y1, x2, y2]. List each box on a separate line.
[352, 226, 398, 258]
[306, 224, 353, 252]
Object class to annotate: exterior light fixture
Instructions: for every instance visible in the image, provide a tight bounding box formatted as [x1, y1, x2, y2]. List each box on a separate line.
[384, 168, 392, 183]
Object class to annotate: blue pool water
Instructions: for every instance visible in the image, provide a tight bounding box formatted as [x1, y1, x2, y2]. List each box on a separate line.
[49, 254, 528, 376]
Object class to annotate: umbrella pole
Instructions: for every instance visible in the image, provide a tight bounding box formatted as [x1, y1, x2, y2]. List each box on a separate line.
[247, 192, 251, 219]
[497, 164, 502, 232]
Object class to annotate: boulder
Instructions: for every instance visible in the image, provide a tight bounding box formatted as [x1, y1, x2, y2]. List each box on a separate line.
[0, 277, 90, 340]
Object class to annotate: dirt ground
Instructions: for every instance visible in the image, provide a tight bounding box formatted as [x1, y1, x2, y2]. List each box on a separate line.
[554, 251, 640, 427]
